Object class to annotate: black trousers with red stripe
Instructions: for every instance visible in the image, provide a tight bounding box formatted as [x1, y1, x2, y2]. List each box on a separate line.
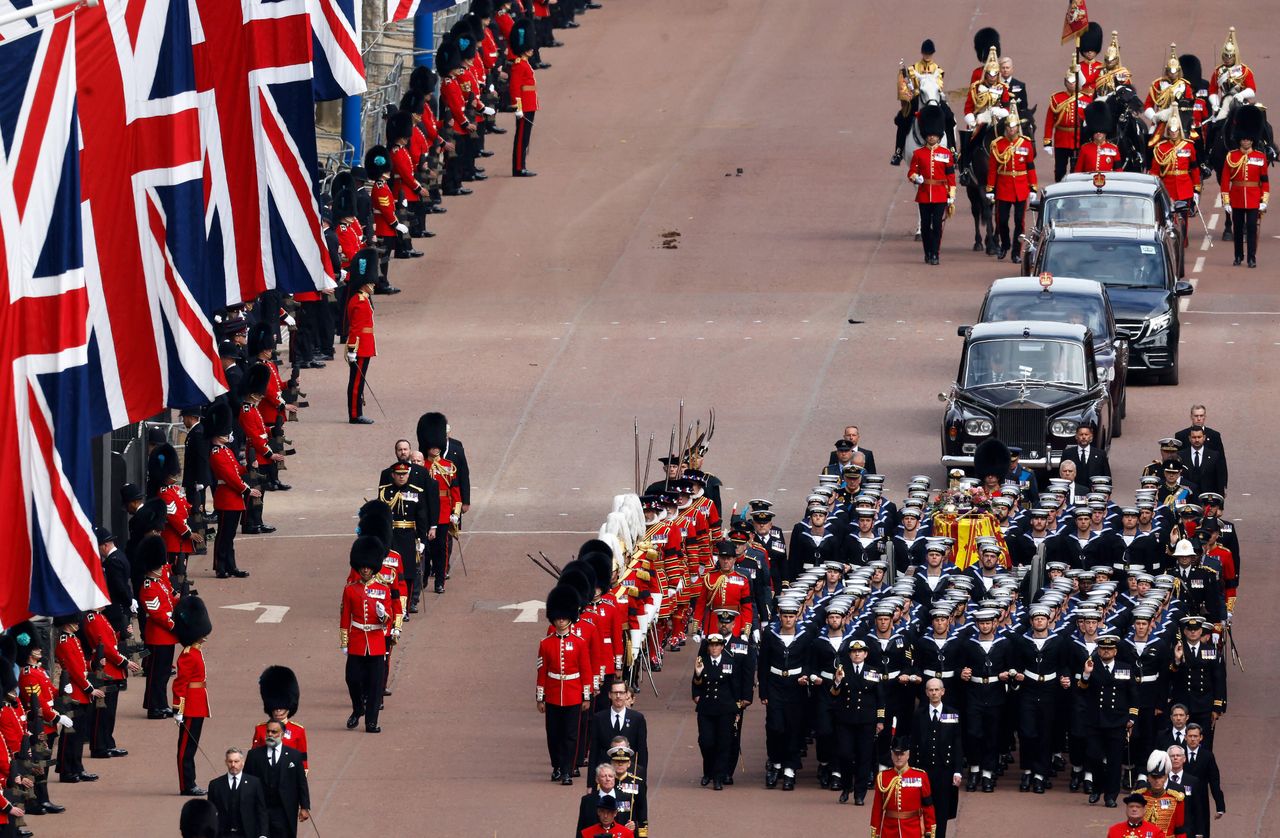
[176, 716, 204, 792]
[347, 356, 370, 419]
[56, 704, 88, 778]
[512, 111, 536, 174]
[144, 642, 175, 711]
[90, 688, 120, 754]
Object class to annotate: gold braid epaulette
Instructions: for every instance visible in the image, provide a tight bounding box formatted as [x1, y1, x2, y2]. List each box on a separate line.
[877, 770, 904, 795]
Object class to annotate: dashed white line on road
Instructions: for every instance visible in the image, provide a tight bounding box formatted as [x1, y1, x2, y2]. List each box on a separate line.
[1193, 256, 1205, 273]
[1200, 237, 1212, 251]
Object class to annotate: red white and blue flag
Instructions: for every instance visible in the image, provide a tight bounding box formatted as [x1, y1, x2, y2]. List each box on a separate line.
[312, 0, 366, 101]
[386, 0, 462, 24]
[0, 7, 110, 624]
[194, 0, 333, 303]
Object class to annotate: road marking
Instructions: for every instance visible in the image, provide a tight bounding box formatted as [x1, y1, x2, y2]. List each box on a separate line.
[1192, 256, 1205, 273]
[500, 600, 546, 622]
[1199, 237, 1211, 252]
[1214, 193, 1222, 208]
[1183, 310, 1280, 315]
[221, 602, 290, 623]
[1208, 213, 1219, 230]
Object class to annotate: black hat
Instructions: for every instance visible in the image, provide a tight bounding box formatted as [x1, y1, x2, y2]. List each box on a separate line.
[180, 799, 220, 838]
[1179, 54, 1205, 91]
[559, 563, 596, 604]
[583, 552, 613, 592]
[7, 621, 38, 665]
[510, 18, 536, 55]
[449, 22, 478, 59]
[1161, 459, 1184, 473]
[386, 109, 413, 146]
[435, 38, 462, 75]
[1084, 100, 1113, 136]
[890, 734, 912, 754]
[247, 322, 275, 357]
[145, 425, 167, 446]
[364, 144, 392, 181]
[1236, 104, 1264, 143]
[173, 595, 212, 646]
[974, 438, 1011, 483]
[417, 411, 448, 453]
[147, 441, 180, 483]
[1123, 793, 1147, 807]
[349, 536, 386, 571]
[1096, 634, 1119, 648]
[578, 538, 612, 557]
[399, 89, 426, 120]
[546, 584, 580, 622]
[243, 362, 270, 398]
[973, 27, 1000, 62]
[52, 612, 82, 628]
[217, 339, 240, 360]
[330, 170, 357, 219]
[93, 525, 115, 545]
[834, 439, 853, 451]
[119, 482, 144, 505]
[469, 0, 493, 17]
[259, 665, 300, 716]
[409, 65, 437, 95]
[1079, 21, 1103, 55]
[595, 795, 618, 812]
[349, 247, 380, 288]
[918, 104, 946, 140]
[714, 539, 737, 559]
[131, 498, 167, 535]
[356, 499, 393, 550]
[920, 38, 935, 55]
[207, 399, 234, 438]
[138, 534, 169, 572]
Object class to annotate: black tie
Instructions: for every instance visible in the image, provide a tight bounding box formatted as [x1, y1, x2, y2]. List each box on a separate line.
[614, 714, 622, 734]
[269, 747, 277, 766]
[232, 775, 238, 792]
[1190, 752, 1197, 766]
[932, 709, 939, 723]
[1082, 448, 1088, 465]
[1173, 773, 1181, 785]
[1194, 450, 1200, 468]
[1175, 732, 1183, 745]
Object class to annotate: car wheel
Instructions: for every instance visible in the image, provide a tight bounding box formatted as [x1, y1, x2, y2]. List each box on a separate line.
[1157, 361, 1179, 386]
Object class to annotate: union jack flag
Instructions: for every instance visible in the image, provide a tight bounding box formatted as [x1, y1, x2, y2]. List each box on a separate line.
[386, 0, 462, 24]
[312, 0, 366, 101]
[0, 7, 110, 625]
[77, 0, 226, 429]
[193, 0, 332, 303]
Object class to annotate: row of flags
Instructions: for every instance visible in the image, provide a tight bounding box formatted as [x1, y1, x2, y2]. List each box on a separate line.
[0, 0, 366, 626]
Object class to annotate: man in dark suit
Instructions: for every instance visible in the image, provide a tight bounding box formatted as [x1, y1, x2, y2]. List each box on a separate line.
[589, 679, 649, 780]
[1181, 428, 1227, 496]
[1175, 404, 1226, 456]
[207, 747, 268, 838]
[827, 425, 877, 475]
[1153, 703, 1192, 755]
[1183, 724, 1226, 835]
[181, 407, 212, 548]
[1060, 425, 1111, 479]
[244, 721, 310, 838]
[910, 678, 963, 838]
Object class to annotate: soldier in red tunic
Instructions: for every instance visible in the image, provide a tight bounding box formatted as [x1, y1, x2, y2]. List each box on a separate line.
[691, 542, 754, 636]
[1209, 27, 1257, 112]
[208, 401, 258, 578]
[84, 607, 139, 759]
[967, 28, 999, 84]
[329, 171, 363, 271]
[417, 412, 462, 592]
[1149, 112, 1200, 250]
[985, 107, 1039, 263]
[149, 442, 199, 592]
[52, 613, 102, 783]
[907, 105, 956, 266]
[172, 596, 211, 796]
[363, 145, 413, 281]
[509, 18, 538, 177]
[539, 584, 593, 784]
[870, 736, 938, 838]
[247, 323, 295, 492]
[341, 536, 392, 733]
[1046, 58, 1091, 182]
[238, 363, 282, 536]
[253, 666, 309, 772]
[1220, 105, 1268, 268]
[344, 249, 378, 425]
[15, 624, 69, 816]
[1076, 23, 1105, 91]
[139, 535, 181, 717]
[1075, 101, 1120, 174]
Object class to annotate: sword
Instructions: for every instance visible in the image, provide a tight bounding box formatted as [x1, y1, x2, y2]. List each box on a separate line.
[1225, 622, 1244, 671]
[1192, 202, 1214, 247]
[357, 365, 389, 419]
[175, 717, 218, 771]
[449, 527, 467, 576]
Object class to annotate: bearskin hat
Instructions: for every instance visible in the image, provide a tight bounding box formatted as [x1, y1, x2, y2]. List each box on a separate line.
[138, 533, 170, 573]
[364, 144, 392, 181]
[918, 104, 946, 140]
[259, 665, 300, 716]
[247, 322, 275, 357]
[243, 362, 270, 398]
[349, 535, 386, 571]
[357, 499, 393, 549]
[1079, 22, 1103, 56]
[546, 584, 580, 623]
[449, 23, 478, 60]
[510, 18, 535, 56]
[6, 622, 39, 666]
[558, 563, 596, 604]
[416, 412, 448, 454]
[207, 398, 234, 438]
[973, 27, 1000, 62]
[173, 595, 212, 647]
[1084, 100, 1113, 136]
[1236, 103, 1264, 143]
[180, 798, 220, 838]
[349, 247, 380, 288]
[399, 89, 426, 120]
[409, 65, 437, 96]
[973, 438, 1012, 484]
[436, 38, 462, 76]
[1179, 54, 1205, 91]
[469, 0, 493, 18]
[130, 498, 168, 536]
[583, 552, 614, 593]
[386, 109, 414, 146]
[330, 170, 357, 219]
[148, 442, 181, 483]
[52, 612, 82, 628]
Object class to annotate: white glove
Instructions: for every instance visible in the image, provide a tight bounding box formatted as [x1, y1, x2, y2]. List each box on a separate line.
[395, 222, 409, 234]
[483, 106, 496, 116]
[1044, 145, 1055, 157]
[911, 173, 924, 185]
[174, 713, 184, 724]
[345, 349, 357, 364]
[1223, 204, 1232, 215]
[1261, 202, 1268, 212]
[752, 628, 760, 643]
[1235, 88, 1255, 103]
[1209, 94, 1221, 111]
[63, 683, 73, 694]
[948, 196, 956, 206]
[56, 714, 73, 730]
[283, 314, 296, 328]
[449, 513, 460, 525]
[515, 109, 524, 118]
[391, 628, 401, 640]
[964, 112, 976, 129]
[991, 106, 1009, 120]
[375, 601, 388, 621]
[130, 599, 139, 615]
[984, 191, 995, 204]
[488, 84, 496, 94]
[691, 634, 703, 645]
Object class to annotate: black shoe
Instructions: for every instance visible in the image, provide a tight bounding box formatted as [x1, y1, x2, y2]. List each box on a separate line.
[1233, 257, 1243, 265]
[181, 785, 205, 796]
[266, 481, 292, 491]
[548, 40, 565, 47]
[998, 247, 1008, 260]
[563, 20, 580, 27]
[765, 767, 779, 788]
[489, 125, 507, 135]
[782, 776, 796, 791]
[586, 2, 601, 7]
[108, 748, 128, 757]
[408, 604, 419, 613]
[1084, 779, 1095, 796]
[1033, 778, 1046, 794]
[1088, 791, 1102, 804]
[346, 714, 361, 729]
[1011, 253, 1021, 264]
[478, 149, 495, 158]
[959, 171, 972, 187]
[41, 802, 66, 814]
[513, 169, 538, 177]
[90, 751, 112, 759]
[700, 775, 711, 787]
[19, 828, 32, 837]
[148, 709, 174, 719]
[443, 187, 472, 196]
[722, 776, 733, 785]
[1070, 773, 1082, 792]
[59, 774, 81, 783]
[981, 777, 995, 793]
[534, 62, 552, 69]
[1020, 774, 1031, 792]
[366, 725, 381, 733]
[1248, 258, 1257, 268]
[890, 150, 903, 166]
[839, 791, 850, 804]
[930, 255, 940, 265]
[435, 584, 445, 594]
[427, 203, 448, 213]
[712, 778, 723, 791]
[966, 774, 978, 792]
[472, 173, 488, 181]
[305, 360, 327, 368]
[392, 249, 418, 259]
[552, 768, 562, 782]
[853, 794, 865, 805]
[375, 285, 403, 294]
[1105, 796, 1118, 808]
[560, 775, 573, 785]
[215, 572, 229, 579]
[383, 688, 392, 697]
[349, 416, 375, 425]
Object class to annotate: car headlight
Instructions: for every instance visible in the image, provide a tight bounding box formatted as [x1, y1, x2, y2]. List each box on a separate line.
[1096, 365, 1111, 382]
[1050, 418, 1079, 436]
[1145, 312, 1173, 333]
[964, 418, 994, 436]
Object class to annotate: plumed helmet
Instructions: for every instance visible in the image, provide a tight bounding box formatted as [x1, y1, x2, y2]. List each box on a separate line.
[1236, 103, 1264, 143]
[364, 144, 392, 181]
[138, 534, 169, 572]
[558, 563, 596, 604]
[207, 398, 234, 438]
[399, 89, 426, 120]
[583, 551, 614, 593]
[349, 247, 380, 288]
[259, 665, 300, 716]
[974, 438, 1012, 483]
[329, 170, 357, 219]
[243, 362, 270, 398]
[1165, 44, 1181, 77]
[1221, 26, 1239, 62]
[416, 411, 448, 453]
[510, 18, 535, 55]
[180, 799, 220, 838]
[409, 65, 437, 95]
[1146, 749, 1170, 777]
[357, 499, 393, 549]
[1084, 100, 1113, 136]
[1179, 54, 1205, 92]
[511, 18, 537, 55]
[973, 27, 1000, 62]
[918, 104, 946, 140]
[349, 535, 386, 571]
[386, 109, 414, 146]
[173, 595, 212, 647]
[546, 584, 580, 622]
[247, 322, 275, 357]
[1079, 21, 1103, 55]
[436, 38, 462, 76]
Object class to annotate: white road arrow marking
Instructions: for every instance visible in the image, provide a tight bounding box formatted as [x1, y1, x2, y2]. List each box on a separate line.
[221, 602, 291, 624]
[500, 600, 546, 623]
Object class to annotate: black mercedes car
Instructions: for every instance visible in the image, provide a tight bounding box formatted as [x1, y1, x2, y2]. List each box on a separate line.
[940, 321, 1112, 472]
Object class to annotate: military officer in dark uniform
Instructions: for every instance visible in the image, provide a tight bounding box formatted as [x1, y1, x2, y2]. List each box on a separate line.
[748, 503, 787, 594]
[1011, 603, 1069, 793]
[691, 633, 748, 790]
[1078, 634, 1136, 807]
[377, 462, 439, 612]
[829, 638, 885, 805]
[1169, 616, 1226, 741]
[757, 598, 812, 790]
[910, 678, 962, 838]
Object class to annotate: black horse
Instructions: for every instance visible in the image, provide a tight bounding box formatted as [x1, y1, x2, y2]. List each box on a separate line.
[1105, 87, 1152, 173]
[964, 107, 1037, 255]
[1204, 100, 1277, 238]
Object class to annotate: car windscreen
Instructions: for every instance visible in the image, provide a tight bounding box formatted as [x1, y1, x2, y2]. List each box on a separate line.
[1044, 194, 1155, 226]
[1041, 240, 1167, 288]
[982, 292, 1109, 339]
[963, 339, 1086, 388]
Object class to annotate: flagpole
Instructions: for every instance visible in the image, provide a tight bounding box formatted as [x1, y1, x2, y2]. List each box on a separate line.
[0, 0, 94, 28]
[1074, 35, 1082, 171]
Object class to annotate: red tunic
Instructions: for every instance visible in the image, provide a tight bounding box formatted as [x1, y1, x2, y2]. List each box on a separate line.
[55, 632, 93, 705]
[441, 77, 469, 134]
[159, 482, 194, 554]
[172, 645, 209, 718]
[0, 704, 25, 756]
[907, 145, 956, 204]
[345, 292, 376, 357]
[1150, 139, 1200, 201]
[257, 359, 286, 426]
[495, 10, 514, 45]
[693, 569, 754, 632]
[536, 632, 593, 706]
[371, 180, 398, 237]
[84, 611, 128, 680]
[390, 144, 421, 202]
[480, 28, 498, 71]
[239, 402, 272, 468]
[580, 826, 634, 838]
[336, 220, 363, 267]
[986, 136, 1039, 201]
[409, 124, 429, 169]
[1075, 140, 1121, 173]
[429, 458, 461, 525]
[1106, 822, 1165, 838]
[1046, 91, 1090, 148]
[869, 767, 937, 838]
[210, 443, 247, 511]
[340, 580, 391, 657]
[1209, 64, 1257, 99]
[141, 576, 179, 645]
[1079, 59, 1103, 91]
[1220, 148, 1269, 209]
[252, 720, 309, 768]
[509, 57, 537, 111]
[19, 665, 58, 733]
